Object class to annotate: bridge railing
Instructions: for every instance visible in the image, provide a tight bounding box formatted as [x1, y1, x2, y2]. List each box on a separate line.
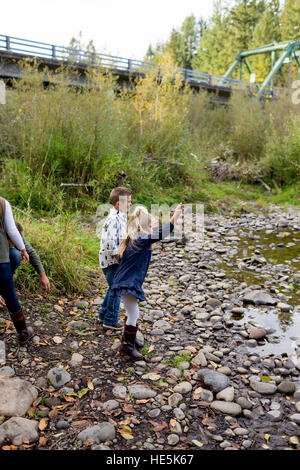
[0, 34, 284, 97]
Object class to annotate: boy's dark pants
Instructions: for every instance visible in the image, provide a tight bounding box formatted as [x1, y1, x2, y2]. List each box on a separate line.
[99, 263, 121, 325]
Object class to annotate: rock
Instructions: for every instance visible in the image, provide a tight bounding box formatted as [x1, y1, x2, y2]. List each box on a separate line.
[173, 381, 192, 394]
[74, 301, 89, 309]
[236, 397, 253, 410]
[198, 369, 230, 393]
[54, 304, 63, 314]
[78, 422, 115, 443]
[0, 341, 5, 366]
[216, 386, 235, 402]
[243, 290, 276, 306]
[0, 417, 38, 445]
[70, 353, 84, 367]
[167, 434, 180, 445]
[168, 393, 183, 407]
[128, 385, 157, 399]
[249, 328, 267, 340]
[47, 367, 71, 389]
[67, 321, 89, 329]
[249, 378, 277, 395]
[169, 419, 182, 434]
[112, 386, 127, 399]
[199, 389, 214, 402]
[277, 302, 292, 312]
[0, 377, 38, 417]
[267, 410, 282, 421]
[152, 320, 171, 331]
[56, 419, 70, 430]
[210, 401, 242, 416]
[206, 298, 222, 308]
[289, 414, 300, 425]
[0, 366, 15, 377]
[173, 408, 185, 420]
[277, 381, 296, 394]
[102, 400, 120, 411]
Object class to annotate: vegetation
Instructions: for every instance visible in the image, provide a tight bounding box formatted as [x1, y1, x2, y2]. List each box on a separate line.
[146, 0, 300, 85]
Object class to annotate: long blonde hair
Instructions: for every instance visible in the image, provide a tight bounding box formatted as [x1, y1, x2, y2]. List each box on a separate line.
[118, 206, 156, 258]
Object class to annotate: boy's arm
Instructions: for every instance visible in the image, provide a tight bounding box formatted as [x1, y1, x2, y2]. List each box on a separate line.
[24, 238, 45, 275]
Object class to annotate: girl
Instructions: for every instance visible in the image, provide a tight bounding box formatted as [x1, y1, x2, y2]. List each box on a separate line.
[112, 203, 184, 361]
[0, 196, 34, 345]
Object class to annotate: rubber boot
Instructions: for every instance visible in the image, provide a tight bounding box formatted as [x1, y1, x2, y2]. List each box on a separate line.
[124, 316, 144, 350]
[10, 308, 34, 345]
[119, 324, 143, 361]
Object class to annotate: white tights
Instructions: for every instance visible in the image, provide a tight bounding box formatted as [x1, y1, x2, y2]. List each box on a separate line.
[121, 293, 139, 326]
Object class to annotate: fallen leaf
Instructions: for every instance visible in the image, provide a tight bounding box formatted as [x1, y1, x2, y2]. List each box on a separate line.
[39, 437, 47, 447]
[192, 440, 203, 448]
[123, 404, 135, 413]
[149, 420, 168, 432]
[38, 418, 48, 431]
[87, 380, 94, 390]
[84, 439, 95, 446]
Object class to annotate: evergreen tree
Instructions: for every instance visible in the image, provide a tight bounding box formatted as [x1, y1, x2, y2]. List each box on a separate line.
[281, 0, 300, 40]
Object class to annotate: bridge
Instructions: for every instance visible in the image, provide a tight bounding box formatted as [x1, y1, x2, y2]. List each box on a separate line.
[0, 34, 288, 102]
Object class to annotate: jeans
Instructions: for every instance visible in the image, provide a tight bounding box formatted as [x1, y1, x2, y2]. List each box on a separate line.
[99, 264, 121, 325]
[0, 262, 21, 314]
[9, 248, 22, 276]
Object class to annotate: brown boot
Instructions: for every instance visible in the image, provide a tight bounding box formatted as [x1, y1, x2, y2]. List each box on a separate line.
[11, 308, 34, 345]
[119, 324, 143, 361]
[123, 317, 144, 350]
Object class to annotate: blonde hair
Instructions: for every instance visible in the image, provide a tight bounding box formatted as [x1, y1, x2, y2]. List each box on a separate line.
[118, 206, 156, 258]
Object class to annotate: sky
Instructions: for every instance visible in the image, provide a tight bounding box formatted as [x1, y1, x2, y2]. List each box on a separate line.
[1, 0, 215, 60]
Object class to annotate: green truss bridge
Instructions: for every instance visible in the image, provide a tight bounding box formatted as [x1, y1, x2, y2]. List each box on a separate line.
[0, 34, 299, 102]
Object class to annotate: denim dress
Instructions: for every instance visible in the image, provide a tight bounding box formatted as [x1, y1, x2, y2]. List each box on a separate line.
[111, 222, 174, 301]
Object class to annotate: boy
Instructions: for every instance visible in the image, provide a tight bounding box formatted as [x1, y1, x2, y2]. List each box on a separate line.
[98, 187, 132, 330]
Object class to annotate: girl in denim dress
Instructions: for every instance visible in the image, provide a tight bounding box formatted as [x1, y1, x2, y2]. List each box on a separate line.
[112, 203, 183, 361]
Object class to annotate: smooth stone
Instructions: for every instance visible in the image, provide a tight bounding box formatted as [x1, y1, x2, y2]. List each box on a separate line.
[168, 393, 183, 407]
[112, 386, 127, 399]
[0, 366, 15, 377]
[167, 434, 180, 445]
[210, 401, 242, 416]
[70, 353, 84, 367]
[148, 409, 161, 418]
[249, 378, 277, 395]
[0, 377, 38, 417]
[102, 400, 120, 411]
[267, 410, 282, 421]
[236, 397, 253, 409]
[128, 385, 157, 399]
[173, 382, 192, 394]
[277, 381, 296, 394]
[289, 414, 300, 424]
[249, 328, 267, 340]
[243, 290, 276, 306]
[198, 369, 230, 393]
[0, 417, 39, 446]
[78, 422, 116, 443]
[216, 387, 235, 402]
[47, 367, 71, 389]
[74, 301, 89, 309]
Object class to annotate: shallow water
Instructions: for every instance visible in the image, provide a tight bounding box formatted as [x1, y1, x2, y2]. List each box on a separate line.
[216, 228, 300, 358]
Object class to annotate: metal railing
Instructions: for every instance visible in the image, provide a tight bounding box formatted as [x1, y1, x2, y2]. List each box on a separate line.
[0, 34, 284, 96]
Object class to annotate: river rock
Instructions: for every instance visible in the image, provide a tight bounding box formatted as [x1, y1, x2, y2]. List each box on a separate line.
[128, 385, 157, 399]
[173, 381, 192, 394]
[77, 422, 115, 443]
[0, 366, 15, 377]
[216, 386, 235, 402]
[198, 368, 230, 392]
[249, 378, 277, 395]
[249, 328, 267, 340]
[0, 417, 39, 446]
[277, 381, 296, 394]
[210, 401, 242, 416]
[70, 353, 84, 367]
[0, 377, 38, 417]
[243, 290, 276, 306]
[47, 367, 71, 388]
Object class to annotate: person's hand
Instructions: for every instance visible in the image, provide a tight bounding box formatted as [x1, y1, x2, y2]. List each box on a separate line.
[0, 296, 6, 308]
[39, 272, 51, 292]
[20, 249, 29, 264]
[172, 203, 184, 223]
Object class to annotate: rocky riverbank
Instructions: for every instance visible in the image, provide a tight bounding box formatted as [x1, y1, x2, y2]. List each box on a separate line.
[0, 202, 299, 450]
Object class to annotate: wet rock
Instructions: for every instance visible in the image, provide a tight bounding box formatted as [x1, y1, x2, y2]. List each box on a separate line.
[243, 290, 276, 306]
[249, 328, 267, 340]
